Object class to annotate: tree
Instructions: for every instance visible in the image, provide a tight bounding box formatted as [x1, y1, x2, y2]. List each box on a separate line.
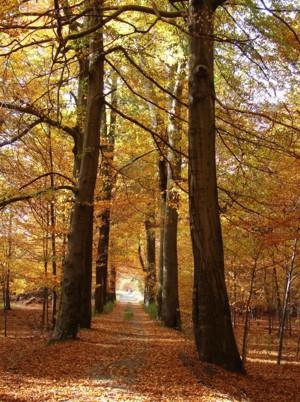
[51, 0, 104, 341]
[188, 0, 243, 372]
[95, 76, 118, 314]
[161, 61, 186, 329]
[143, 215, 156, 306]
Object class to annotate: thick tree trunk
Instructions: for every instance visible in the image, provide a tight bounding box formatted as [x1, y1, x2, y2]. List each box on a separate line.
[188, 0, 243, 372]
[61, 5, 92, 328]
[51, 1, 104, 341]
[161, 62, 185, 329]
[95, 80, 117, 313]
[144, 217, 156, 306]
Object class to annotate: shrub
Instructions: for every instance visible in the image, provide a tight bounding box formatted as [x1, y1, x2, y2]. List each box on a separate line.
[145, 302, 157, 320]
[103, 301, 115, 314]
[124, 305, 134, 320]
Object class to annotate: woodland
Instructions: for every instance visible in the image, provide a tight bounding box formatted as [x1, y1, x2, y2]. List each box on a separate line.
[0, 0, 299, 401]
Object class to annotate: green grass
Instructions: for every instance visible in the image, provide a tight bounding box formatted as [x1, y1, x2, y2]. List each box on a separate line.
[103, 301, 115, 314]
[124, 305, 134, 320]
[144, 302, 157, 320]
[94, 301, 116, 316]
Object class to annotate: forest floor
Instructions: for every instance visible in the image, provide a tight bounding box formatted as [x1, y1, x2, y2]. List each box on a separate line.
[0, 303, 300, 402]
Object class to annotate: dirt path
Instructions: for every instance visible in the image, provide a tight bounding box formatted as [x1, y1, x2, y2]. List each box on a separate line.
[1, 303, 300, 401]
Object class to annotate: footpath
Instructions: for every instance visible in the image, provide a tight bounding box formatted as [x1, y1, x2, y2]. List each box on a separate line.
[1, 303, 299, 401]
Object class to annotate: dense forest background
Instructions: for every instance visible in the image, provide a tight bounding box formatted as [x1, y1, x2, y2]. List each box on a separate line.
[0, 0, 299, 386]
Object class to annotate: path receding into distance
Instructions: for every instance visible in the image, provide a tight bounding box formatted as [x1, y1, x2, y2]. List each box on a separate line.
[1, 302, 299, 401]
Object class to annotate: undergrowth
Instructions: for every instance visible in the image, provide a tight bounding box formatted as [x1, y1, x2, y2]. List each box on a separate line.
[103, 301, 116, 314]
[144, 302, 157, 320]
[124, 305, 134, 320]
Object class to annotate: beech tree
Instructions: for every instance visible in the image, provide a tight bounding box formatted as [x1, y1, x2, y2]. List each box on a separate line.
[52, 0, 104, 340]
[188, 0, 243, 372]
[95, 76, 118, 314]
[161, 61, 186, 329]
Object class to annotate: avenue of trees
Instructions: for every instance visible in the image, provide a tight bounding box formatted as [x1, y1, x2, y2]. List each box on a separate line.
[0, 0, 299, 373]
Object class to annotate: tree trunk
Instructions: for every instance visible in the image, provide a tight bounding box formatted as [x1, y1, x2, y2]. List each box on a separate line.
[232, 266, 237, 328]
[144, 217, 156, 306]
[4, 213, 13, 311]
[61, 4, 92, 328]
[156, 158, 167, 319]
[277, 270, 292, 364]
[95, 208, 109, 313]
[273, 267, 282, 326]
[2, 284, 8, 337]
[76, 26, 93, 330]
[95, 78, 117, 313]
[42, 206, 49, 329]
[51, 1, 104, 341]
[107, 264, 116, 302]
[142, 76, 167, 320]
[161, 61, 185, 329]
[277, 233, 298, 364]
[47, 129, 58, 328]
[242, 261, 257, 363]
[264, 267, 273, 334]
[188, 0, 243, 372]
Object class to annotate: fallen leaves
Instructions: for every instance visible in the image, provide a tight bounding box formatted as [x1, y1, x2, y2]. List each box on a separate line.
[0, 304, 300, 401]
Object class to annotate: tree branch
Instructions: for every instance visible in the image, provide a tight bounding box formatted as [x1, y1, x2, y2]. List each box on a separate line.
[0, 101, 77, 139]
[0, 185, 76, 210]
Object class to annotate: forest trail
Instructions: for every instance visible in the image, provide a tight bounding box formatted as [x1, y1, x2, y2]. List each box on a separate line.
[1, 303, 300, 402]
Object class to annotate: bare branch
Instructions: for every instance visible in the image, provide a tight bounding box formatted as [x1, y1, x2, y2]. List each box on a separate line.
[0, 119, 42, 148]
[0, 101, 77, 139]
[19, 172, 76, 190]
[0, 185, 76, 210]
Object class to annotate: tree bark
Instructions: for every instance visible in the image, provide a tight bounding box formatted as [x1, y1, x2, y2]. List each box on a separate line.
[95, 78, 117, 313]
[242, 260, 257, 363]
[142, 76, 167, 320]
[107, 264, 116, 302]
[144, 217, 156, 306]
[4, 213, 12, 311]
[51, 0, 104, 340]
[47, 129, 58, 328]
[272, 267, 282, 325]
[156, 158, 167, 319]
[42, 205, 49, 328]
[188, 0, 243, 372]
[277, 233, 299, 364]
[61, 2, 93, 329]
[161, 61, 185, 329]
